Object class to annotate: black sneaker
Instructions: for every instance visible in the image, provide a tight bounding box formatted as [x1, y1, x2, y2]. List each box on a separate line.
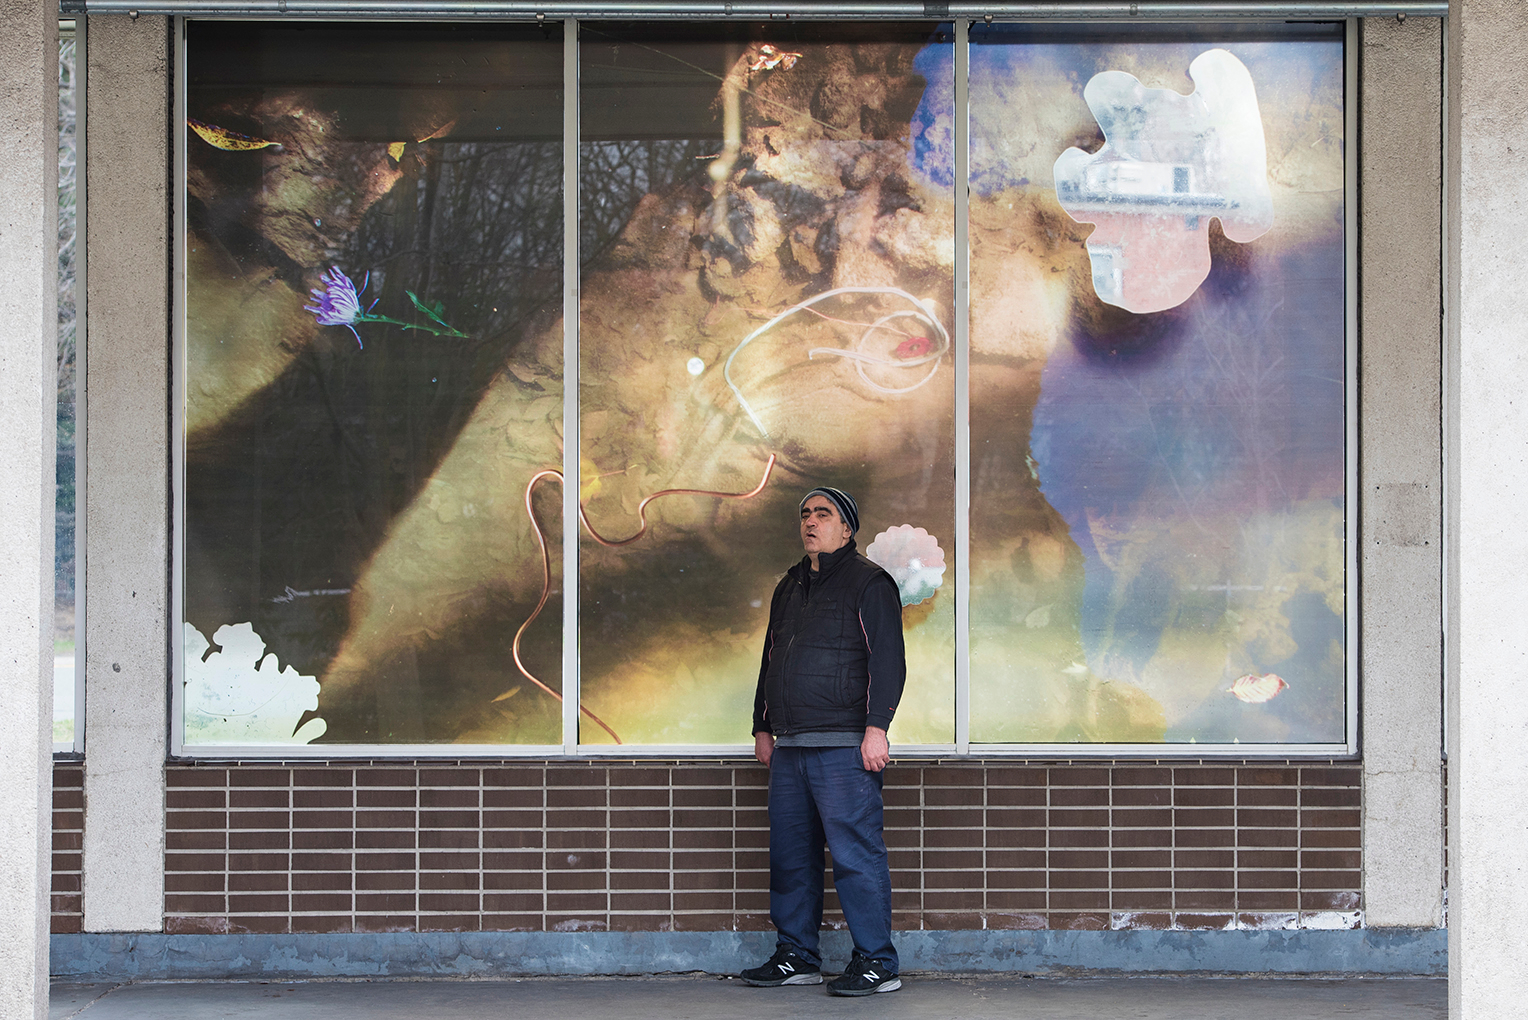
[740, 945, 824, 987]
[827, 952, 901, 996]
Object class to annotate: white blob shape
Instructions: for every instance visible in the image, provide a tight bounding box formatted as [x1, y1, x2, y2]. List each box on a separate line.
[687, 356, 705, 377]
[183, 621, 327, 745]
[865, 525, 946, 607]
[1054, 49, 1274, 313]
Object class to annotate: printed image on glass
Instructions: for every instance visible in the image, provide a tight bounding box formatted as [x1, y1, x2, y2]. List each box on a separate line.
[959, 25, 1347, 743]
[574, 24, 957, 745]
[183, 23, 564, 746]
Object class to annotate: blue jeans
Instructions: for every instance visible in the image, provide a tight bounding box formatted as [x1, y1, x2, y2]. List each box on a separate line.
[768, 745, 897, 973]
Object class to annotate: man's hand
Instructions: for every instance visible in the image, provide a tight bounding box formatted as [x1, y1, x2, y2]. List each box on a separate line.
[754, 731, 775, 767]
[860, 726, 890, 772]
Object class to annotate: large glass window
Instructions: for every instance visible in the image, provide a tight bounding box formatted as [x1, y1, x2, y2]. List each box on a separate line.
[56, 22, 81, 752]
[175, 18, 1352, 756]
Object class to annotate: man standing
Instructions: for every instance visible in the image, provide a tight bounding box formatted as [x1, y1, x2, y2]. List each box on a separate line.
[740, 487, 905, 997]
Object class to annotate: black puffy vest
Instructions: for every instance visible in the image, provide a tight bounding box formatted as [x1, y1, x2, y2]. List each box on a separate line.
[761, 542, 890, 735]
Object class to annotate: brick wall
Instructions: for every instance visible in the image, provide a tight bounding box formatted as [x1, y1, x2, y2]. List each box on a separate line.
[95, 760, 1368, 935]
[52, 763, 84, 933]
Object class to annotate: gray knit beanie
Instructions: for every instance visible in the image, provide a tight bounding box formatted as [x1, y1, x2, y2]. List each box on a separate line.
[799, 487, 860, 535]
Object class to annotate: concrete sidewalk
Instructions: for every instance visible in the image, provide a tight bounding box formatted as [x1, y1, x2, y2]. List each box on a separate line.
[52, 975, 1447, 1019]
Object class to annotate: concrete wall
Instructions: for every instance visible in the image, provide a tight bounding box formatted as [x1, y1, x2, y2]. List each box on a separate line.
[1448, 1, 1528, 1016]
[1358, 16, 1445, 930]
[0, 0, 60, 1015]
[81, 14, 171, 934]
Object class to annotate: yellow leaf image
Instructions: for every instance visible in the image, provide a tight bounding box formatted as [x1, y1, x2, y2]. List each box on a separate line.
[188, 118, 280, 152]
[387, 141, 407, 162]
[579, 457, 602, 502]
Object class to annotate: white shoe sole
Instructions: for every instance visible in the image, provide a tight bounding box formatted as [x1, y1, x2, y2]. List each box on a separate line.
[741, 972, 824, 987]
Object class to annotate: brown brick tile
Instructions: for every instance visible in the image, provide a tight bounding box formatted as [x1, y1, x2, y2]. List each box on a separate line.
[50, 915, 83, 934]
[1300, 808, 1360, 829]
[356, 892, 418, 912]
[1300, 870, 1362, 891]
[230, 788, 291, 809]
[293, 788, 354, 809]
[1111, 767, 1172, 787]
[1049, 870, 1109, 890]
[673, 829, 733, 850]
[1113, 911, 1172, 929]
[228, 893, 289, 913]
[168, 830, 228, 851]
[166, 852, 226, 872]
[1051, 911, 1109, 930]
[420, 850, 480, 871]
[482, 767, 546, 788]
[606, 847, 668, 870]
[1049, 808, 1109, 828]
[419, 914, 483, 932]
[671, 808, 731, 830]
[1112, 870, 1171, 890]
[1111, 787, 1170, 807]
[673, 890, 731, 912]
[1049, 849, 1108, 870]
[1238, 868, 1299, 890]
[1050, 786, 1109, 808]
[986, 911, 1048, 930]
[923, 889, 984, 911]
[357, 769, 419, 787]
[291, 892, 352, 913]
[607, 768, 671, 787]
[1239, 849, 1298, 869]
[1175, 787, 1234, 807]
[1175, 768, 1235, 787]
[1173, 913, 1233, 930]
[1173, 828, 1234, 849]
[482, 788, 543, 809]
[1301, 890, 1361, 911]
[295, 810, 355, 830]
[228, 915, 292, 934]
[1237, 890, 1300, 911]
[1111, 891, 1174, 910]
[294, 871, 353, 892]
[1237, 787, 1297, 807]
[1112, 808, 1172, 829]
[419, 810, 481, 830]
[1111, 849, 1170, 869]
[1112, 824, 1167, 848]
[1300, 828, 1361, 849]
[354, 914, 422, 932]
[1238, 827, 1298, 849]
[421, 788, 481, 809]
[357, 809, 416, 829]
[293, 768, 354, 788]
[924, 786, 983, 808]
[985, 786, 1045, 808]
[548, 891, 610, 912]
[228, 769, 291, 788]
[609, 788, 669, 808]
[923, 870, 982, 890]
[547, 829, 608, 852]
[165, 894, 227, 913]
[167, 810, 229, 831]
[419, 768, 481, 788]
[985, 808, 1045, 830]
[668, 913, 729, 931]
[1173, 890, 1235, 910]
[422, 870, 482, 892]
[924, 827, 983, 849]
[51, 874, 81, 894]
[166, 873, 226, 893]
[882, 786, 920, 808]
[1240, 768, 1297, 787]
[546, 766, 609, 787]
[167, 789, 226, 810]
[419, 829, 481, 851]
[1174, 869, 1234, 890]
[420, 893, 482, 913]
[1300, 767, 1360, 787]
[229, 851, 289, 873]
[357, 788, 417, 809]
[1175, 849, 1234, 869]
[355, 830, 415, 851]
[483, 892, 545, 913]
[1050, 828, 1110, 848]
[291, 915, 354, 933]
[1301, 849, 1361, 869]
[167, 768, 226, 788]
[230, 830, 292, 851]
[1049, 768, 1110, 787]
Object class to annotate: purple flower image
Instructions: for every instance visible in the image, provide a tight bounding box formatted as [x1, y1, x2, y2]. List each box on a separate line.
[305, 267, 369, 348]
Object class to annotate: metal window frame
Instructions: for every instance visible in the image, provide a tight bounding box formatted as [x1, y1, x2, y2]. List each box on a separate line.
[169, 12, 1363, 760]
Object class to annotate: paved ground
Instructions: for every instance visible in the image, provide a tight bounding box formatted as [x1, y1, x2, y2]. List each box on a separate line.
[52, 974, 1447, 1019]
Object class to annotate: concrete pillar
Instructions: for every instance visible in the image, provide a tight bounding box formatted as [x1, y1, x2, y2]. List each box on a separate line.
[1447, 0, 1528, 1015]
[1359, 15, 1444, 930]
[0, 0, 60, 1015]
[81, 15, 170, 933]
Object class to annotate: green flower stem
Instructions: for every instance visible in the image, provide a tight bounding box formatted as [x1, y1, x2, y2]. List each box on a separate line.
[353, 312, 468, 339]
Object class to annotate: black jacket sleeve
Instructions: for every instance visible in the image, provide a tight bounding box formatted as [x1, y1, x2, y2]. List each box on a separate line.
[752, 575, 790, 736]
[858, 571, 906, 732]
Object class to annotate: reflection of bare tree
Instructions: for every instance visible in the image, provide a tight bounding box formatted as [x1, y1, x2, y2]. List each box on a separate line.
[581, 140, 715, 264]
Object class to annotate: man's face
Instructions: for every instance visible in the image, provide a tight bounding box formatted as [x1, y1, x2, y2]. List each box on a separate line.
[800, 495, 853, 562]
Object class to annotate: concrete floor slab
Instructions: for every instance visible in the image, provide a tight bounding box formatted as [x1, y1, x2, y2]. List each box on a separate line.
[51, 975, 1446, 1020]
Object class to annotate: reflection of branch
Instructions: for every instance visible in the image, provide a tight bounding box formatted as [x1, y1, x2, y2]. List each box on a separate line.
[511, 453, 778, 744]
